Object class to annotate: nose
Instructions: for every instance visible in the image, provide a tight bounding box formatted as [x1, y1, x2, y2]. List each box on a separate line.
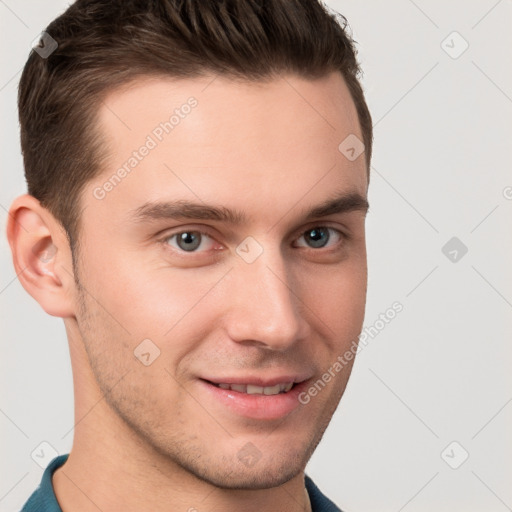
[223, 245, 311, 351]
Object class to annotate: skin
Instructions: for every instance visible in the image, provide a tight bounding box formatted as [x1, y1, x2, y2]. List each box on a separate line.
[7, 71, 368, 512]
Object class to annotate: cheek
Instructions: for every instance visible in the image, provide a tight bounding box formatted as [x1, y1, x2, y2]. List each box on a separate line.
[301, 259, 367, 352]
[80, 243, 229, 366]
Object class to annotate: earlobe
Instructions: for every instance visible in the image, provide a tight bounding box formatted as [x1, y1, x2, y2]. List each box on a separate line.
[6, 194, 76, 318]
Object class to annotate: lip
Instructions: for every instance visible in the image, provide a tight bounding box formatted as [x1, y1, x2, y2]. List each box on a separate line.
[197, 376, 312, 421]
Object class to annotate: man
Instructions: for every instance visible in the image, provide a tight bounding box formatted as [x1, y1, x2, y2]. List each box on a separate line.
[7, 0, 373, 510]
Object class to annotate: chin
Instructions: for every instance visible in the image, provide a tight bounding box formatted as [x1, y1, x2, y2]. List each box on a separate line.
[168, 441, 310, 491]
[195, 459, 304, 490]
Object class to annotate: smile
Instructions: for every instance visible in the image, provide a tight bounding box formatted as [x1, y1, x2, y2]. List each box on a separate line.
[212, 382, 294, 395]
[199, 377, 310, 420]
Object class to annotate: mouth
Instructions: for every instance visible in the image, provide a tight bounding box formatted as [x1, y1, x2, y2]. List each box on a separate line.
[198, 376, 310, 420]
[207, 381, 295, 395]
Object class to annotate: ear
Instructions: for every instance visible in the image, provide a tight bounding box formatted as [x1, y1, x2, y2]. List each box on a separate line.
[6, 194, 76, 318]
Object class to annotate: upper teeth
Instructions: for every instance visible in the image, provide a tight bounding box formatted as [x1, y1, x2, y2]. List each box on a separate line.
[216, 382, 293, 395]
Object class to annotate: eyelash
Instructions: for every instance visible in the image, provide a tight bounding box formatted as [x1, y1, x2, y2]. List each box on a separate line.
[160, 225, 347, 256]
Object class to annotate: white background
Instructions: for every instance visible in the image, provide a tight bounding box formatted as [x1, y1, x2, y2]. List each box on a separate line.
[1, 1, 511, 511]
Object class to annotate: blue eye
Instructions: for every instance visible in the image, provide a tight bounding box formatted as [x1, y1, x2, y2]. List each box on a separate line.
[163, 227, 343, 255]
[296, 227, 342, 249]
[165, 231, 215, 252]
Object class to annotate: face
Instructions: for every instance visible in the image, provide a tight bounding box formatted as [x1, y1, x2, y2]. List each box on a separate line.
[72, 72, 368, 489]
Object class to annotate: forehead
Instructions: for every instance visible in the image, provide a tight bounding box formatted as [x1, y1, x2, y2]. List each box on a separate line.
[86, 73, 367, 232]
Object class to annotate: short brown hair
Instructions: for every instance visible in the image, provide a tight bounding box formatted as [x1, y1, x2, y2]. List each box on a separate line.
[18, 0, 373, 252]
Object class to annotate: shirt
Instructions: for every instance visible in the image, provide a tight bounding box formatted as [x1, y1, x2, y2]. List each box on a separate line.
[21, 454, 343, 512]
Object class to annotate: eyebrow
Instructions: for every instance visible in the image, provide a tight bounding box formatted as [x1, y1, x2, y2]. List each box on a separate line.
[129, 191, 369, 226]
